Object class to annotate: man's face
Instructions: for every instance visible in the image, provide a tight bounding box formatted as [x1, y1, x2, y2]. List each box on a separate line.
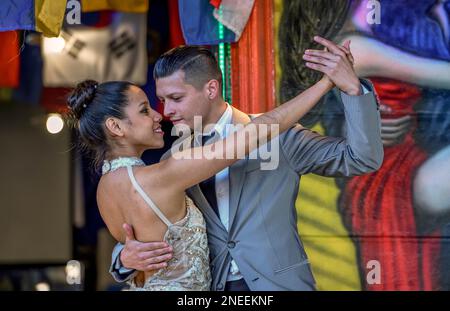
[156, 70, 210, 130]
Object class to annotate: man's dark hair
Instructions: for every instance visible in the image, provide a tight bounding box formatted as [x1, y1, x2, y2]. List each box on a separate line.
[154, 46, 223, 92]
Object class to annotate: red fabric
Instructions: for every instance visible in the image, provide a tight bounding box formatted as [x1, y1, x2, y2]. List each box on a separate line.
[0, 31, 20, 87]
[40, 87, 72, 113]
[370, 77, 422, 118]
[209, 0, 222, 9]
[340, 78, 440, 290]
[168, 0, 185, 48]
[231, 0, 275, 113]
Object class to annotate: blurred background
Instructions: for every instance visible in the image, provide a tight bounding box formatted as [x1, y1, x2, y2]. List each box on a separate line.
[0, 0, 449, 291]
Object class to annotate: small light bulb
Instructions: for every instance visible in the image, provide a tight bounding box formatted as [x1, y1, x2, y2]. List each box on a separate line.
[66, 260, 82, 285]
[46, 113, 64, 134]
[35, 282, 50, 291]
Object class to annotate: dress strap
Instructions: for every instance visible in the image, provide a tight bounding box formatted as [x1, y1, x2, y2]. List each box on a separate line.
[126, 166, 172, 227]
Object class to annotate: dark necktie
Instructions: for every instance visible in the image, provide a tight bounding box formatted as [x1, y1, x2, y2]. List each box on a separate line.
[198, 133, 220, 217]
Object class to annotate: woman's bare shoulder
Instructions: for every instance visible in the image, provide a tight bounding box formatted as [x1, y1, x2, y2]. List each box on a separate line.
[96, 172, 130, 242]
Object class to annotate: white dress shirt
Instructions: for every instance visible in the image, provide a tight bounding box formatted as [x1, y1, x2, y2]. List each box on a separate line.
[199, 103, 243, 282]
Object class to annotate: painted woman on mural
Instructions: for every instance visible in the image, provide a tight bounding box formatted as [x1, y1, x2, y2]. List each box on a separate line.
[279, 0, 450, 290]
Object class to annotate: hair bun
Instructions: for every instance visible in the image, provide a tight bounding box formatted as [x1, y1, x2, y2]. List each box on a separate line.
[67, 80, 99, 120]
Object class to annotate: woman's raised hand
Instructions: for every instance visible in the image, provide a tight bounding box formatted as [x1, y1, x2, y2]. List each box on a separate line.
[303, 36, 361, 96]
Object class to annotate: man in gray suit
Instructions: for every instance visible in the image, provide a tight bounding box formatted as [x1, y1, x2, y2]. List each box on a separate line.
[109, 38, 383, 291]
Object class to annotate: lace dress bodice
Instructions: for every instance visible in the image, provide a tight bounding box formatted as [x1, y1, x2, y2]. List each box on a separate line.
[125, 166, 211, 291]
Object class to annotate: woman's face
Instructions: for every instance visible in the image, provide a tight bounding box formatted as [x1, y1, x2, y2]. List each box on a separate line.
[121, 85, 164, 150]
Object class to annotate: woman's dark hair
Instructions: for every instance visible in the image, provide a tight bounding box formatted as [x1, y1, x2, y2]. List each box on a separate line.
[67, 80, 135, 169]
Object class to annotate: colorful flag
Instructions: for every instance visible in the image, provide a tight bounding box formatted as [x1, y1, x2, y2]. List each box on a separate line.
[0, 0, 67, 37]
[81, 0, 148, 13]
[178, 0, 236, 45]
[0, 0, 34, 32]
[42, 12, 147, 87]
[213, 0, 255, 40]
[81, 11, 113, 28]
[35, 0, 68, 37]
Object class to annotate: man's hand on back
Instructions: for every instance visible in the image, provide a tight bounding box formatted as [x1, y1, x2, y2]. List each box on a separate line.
[120, 223, 173, 272]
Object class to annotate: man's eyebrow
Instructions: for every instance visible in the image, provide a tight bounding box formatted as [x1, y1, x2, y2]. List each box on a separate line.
[156, 92, 183, 99]
[139, 101, 149, 107]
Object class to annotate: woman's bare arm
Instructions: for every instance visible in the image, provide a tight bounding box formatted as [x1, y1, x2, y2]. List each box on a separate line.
[159, 77, 334, 191]
[154, 37, 364, 192]
[344, 34, 450, 89]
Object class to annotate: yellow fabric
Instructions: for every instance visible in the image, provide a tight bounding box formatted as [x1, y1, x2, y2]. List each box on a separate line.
[35, 0, 68, 37]
[81, 0, 149, 13]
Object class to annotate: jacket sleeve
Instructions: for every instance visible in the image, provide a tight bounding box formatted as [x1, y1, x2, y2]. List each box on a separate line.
[109, 242, 138, 283]
[280, 79, 383, 176]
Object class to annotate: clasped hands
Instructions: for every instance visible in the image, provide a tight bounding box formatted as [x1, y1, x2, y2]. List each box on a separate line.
[303, 36, 362, 96]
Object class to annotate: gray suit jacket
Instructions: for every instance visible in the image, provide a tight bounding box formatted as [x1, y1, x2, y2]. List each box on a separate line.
[109, 80, 383, 290]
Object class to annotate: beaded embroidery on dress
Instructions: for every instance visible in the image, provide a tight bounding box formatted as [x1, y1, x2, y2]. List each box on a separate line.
[102, 157, 145, 174]
[129, 196, 211, 291]
[107, 161, 211, 291]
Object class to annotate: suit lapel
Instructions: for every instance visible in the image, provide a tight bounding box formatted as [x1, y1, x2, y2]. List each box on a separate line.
[228, 107, 252, 230]
[228, 157, 248, 230]
[193, 131, 230, 230]
[164, 134, 226, 230]
[187, 185, 227, 231]
[164, 107, 253, 233]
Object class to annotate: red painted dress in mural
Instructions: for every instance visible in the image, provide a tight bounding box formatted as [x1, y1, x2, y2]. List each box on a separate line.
[340, 78, 441, 290]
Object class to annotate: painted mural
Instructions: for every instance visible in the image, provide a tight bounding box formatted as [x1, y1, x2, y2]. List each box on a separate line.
[278, 0, 450, 290]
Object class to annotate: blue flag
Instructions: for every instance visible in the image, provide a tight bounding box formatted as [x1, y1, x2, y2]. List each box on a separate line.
[178, 0, 236, 45]
[0, 0, 35, 32]
[0, 0, 67, 37]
